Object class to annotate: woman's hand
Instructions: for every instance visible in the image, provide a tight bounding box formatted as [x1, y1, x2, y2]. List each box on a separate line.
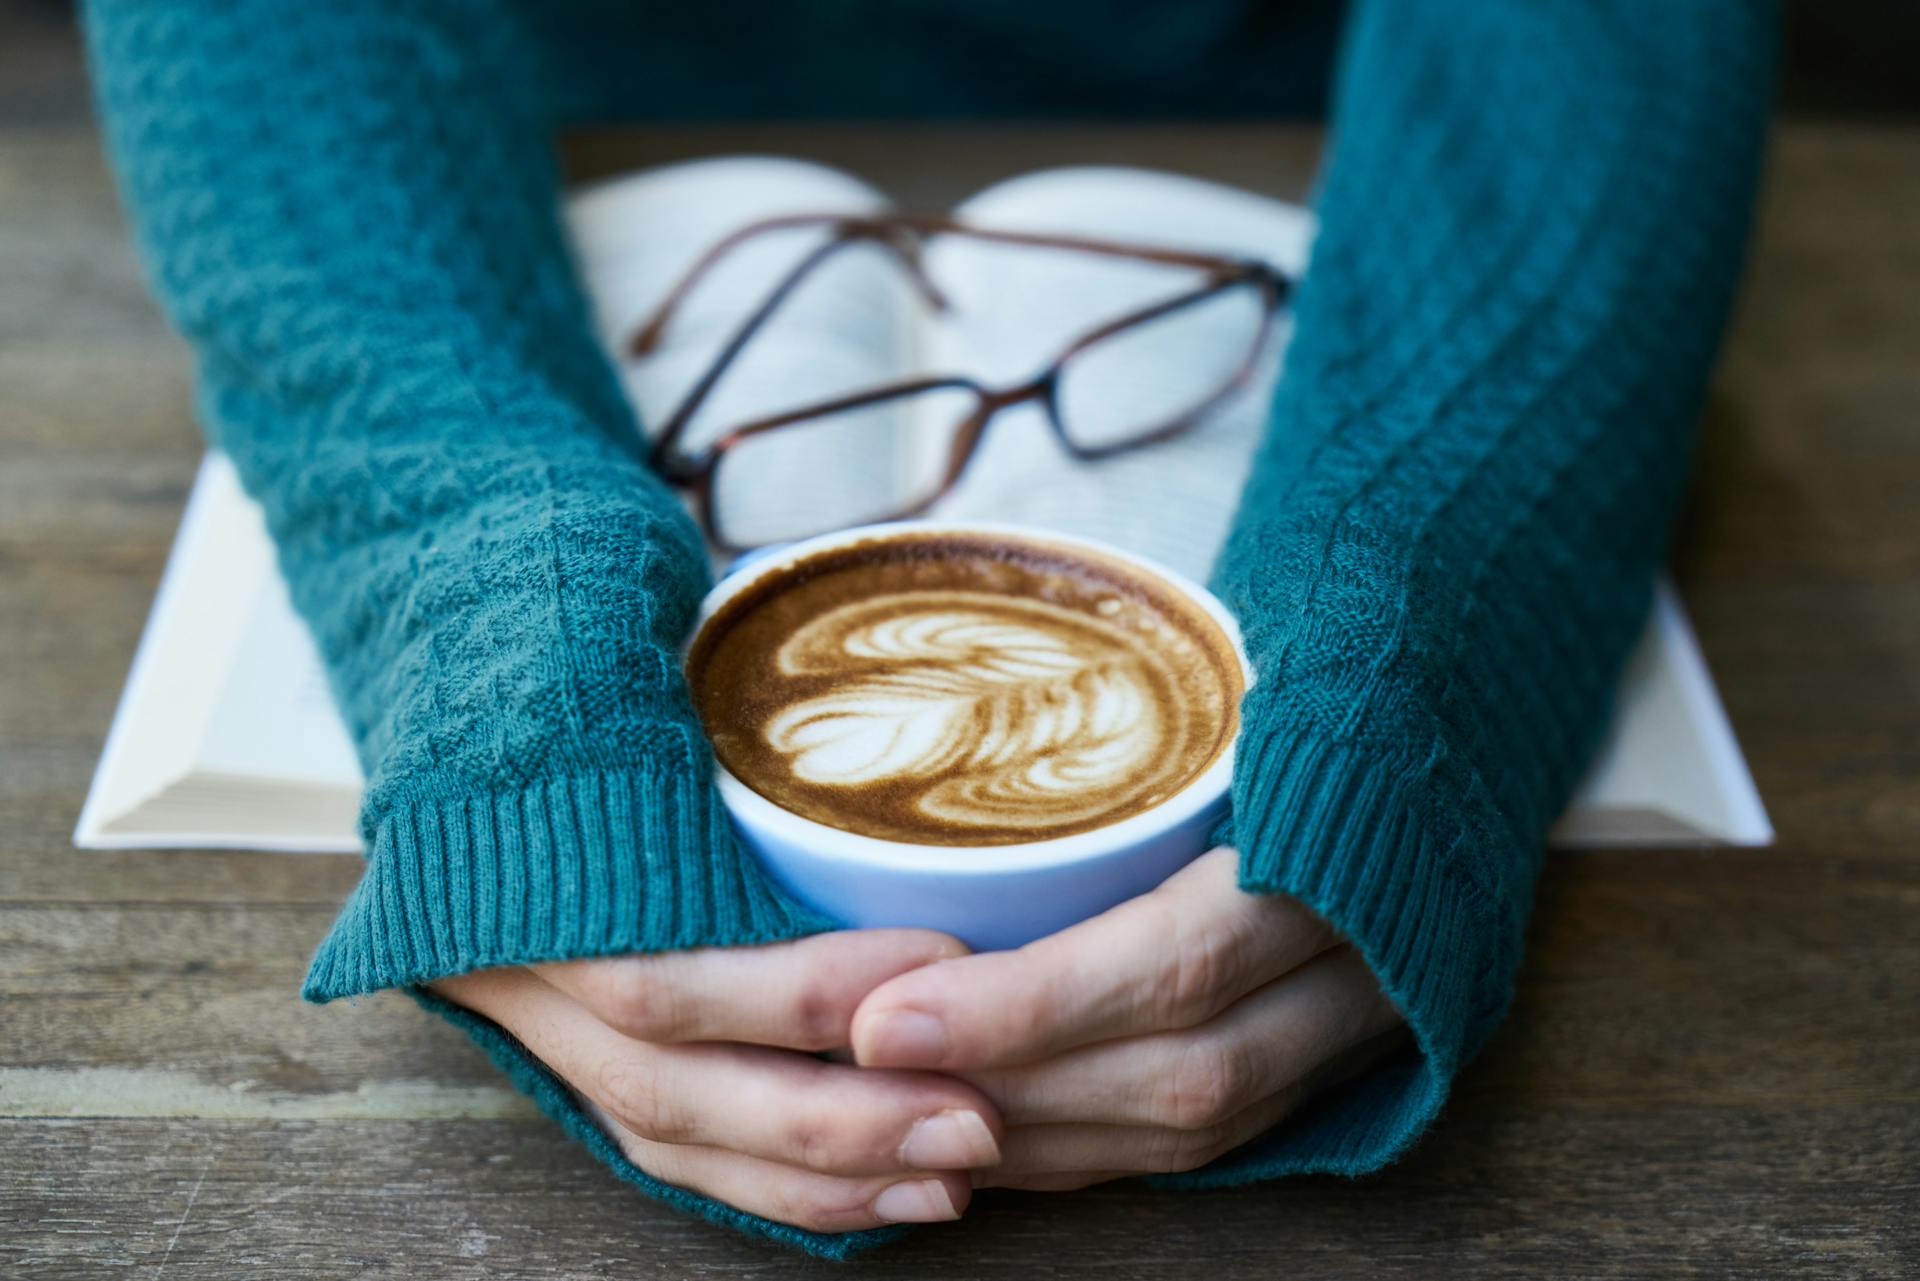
[429, 930, 1005, 1232]
[850, 849, 1409, 1190]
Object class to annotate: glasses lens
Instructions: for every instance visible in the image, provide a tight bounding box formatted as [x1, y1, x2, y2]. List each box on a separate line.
[709, 387, 980, 548]
[1052, 279, 1269, 451]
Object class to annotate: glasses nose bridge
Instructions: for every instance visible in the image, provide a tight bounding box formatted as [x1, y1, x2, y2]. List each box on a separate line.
[978, 364, 1058, 413]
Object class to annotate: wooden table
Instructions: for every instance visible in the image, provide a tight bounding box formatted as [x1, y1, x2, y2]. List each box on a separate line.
[4, 11, 1916, 1278]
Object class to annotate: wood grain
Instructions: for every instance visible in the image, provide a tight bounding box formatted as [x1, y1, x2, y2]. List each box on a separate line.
[2, 5, 1916, 1277]
[3, 1110, 1913, 1280]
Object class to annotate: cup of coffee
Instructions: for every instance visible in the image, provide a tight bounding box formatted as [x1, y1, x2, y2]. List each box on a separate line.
[685, 523, 1249, 951]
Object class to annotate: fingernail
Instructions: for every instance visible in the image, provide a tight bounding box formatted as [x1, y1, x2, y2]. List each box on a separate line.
[872, 1179, 960, 1224]
[900, 1109, 1000, 1169]
[865, 1010, 949, 1066]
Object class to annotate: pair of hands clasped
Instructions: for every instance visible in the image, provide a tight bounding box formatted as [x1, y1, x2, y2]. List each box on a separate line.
[432, 848, 1406, 1232]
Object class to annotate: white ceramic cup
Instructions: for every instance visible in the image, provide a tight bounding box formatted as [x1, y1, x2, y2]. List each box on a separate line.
[691, 522, 1250, 952]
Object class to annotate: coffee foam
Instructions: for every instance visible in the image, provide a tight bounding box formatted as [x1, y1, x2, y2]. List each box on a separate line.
[687, 533, 1242, 846]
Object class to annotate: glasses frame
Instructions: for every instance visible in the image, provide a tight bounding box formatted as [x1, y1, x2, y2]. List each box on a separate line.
[628, 212, 1292, 551]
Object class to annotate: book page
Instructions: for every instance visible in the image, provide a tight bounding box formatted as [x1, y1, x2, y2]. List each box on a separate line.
[197, 569, 362, 788]
[916, 167, 1313, 583]
[566, 157, 925, 549]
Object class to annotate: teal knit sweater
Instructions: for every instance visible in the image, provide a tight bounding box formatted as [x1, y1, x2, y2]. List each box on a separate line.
[83, 0, 1774, 1258]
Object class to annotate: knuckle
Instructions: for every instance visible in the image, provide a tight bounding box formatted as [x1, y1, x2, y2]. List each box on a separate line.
[789, 1095, 934, 1175]
[610, 967, 686, 1043]
[774, 1180, 866, 1233]
[787, 974, 848, 1050]
[592, 1058, 651, 1127]
[783, 1115, 846, 1175]
[594, 1059, 687, 1144]
[567, 962, 624, 1020]
[1154, 1039, 1247, 1131]
[627, 973, 686, 1041]
[1151, 917, 1248, 1028]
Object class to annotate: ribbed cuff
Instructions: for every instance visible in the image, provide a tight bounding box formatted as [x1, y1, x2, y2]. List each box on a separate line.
[1158, 723, 1518, 1187]
[303, 767, 835, 1002]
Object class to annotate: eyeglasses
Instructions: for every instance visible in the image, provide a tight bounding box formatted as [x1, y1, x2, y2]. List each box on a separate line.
[629, 212, 1292, 551]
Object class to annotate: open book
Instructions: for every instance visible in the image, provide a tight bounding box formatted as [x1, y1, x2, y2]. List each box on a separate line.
[76, 158, 1772, 852]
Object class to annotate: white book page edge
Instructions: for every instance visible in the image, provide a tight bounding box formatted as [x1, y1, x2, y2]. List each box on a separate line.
[77, 827, 362, 855]
[75, 457, 361, 854]
[1548, 582, 1773, 848]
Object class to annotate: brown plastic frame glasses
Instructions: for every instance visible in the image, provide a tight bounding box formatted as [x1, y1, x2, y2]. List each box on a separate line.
[629, 211, 1293, 551]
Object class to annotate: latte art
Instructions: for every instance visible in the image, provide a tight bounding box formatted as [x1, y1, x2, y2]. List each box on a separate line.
[687, 532, 1242, 846]
[764, 594, 1172, 831]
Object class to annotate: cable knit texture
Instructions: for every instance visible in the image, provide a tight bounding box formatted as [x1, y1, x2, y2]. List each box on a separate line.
[83, 0, 1773, 1258]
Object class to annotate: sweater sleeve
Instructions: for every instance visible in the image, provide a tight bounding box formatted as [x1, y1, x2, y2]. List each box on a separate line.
[81, 2, 881, 1255]
[1177, 0, 1775, 1186]
[84, 0, 831, 992]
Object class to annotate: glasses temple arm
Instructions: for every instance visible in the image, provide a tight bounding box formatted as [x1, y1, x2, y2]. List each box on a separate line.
[891, 215, 1274, 276]
[646, 234, 861, 466]
[627, 213, 851, 357]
